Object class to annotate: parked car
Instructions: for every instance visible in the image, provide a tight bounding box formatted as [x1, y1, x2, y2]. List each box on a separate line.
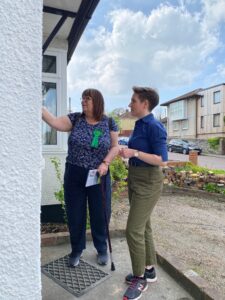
[167, 139, 202, 155]
[118, 136, 129, 146]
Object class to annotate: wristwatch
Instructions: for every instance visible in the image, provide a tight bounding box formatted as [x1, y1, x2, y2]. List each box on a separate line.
[134, 151, 139, 158]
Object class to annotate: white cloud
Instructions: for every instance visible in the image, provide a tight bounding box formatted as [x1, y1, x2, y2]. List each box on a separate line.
[201, 0, 225, 29]
[67, 2, 223, 97]
[205, 63, 225, 86]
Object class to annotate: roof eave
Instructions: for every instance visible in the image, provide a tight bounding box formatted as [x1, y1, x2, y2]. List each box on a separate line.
[67, 0, 100, 63]
[160, 89, 203, 106]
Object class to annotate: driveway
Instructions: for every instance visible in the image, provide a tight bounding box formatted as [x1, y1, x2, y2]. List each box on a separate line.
[168, 152, 225, 171]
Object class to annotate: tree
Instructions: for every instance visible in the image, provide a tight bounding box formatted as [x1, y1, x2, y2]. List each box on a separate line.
[107, 108, 128, 130]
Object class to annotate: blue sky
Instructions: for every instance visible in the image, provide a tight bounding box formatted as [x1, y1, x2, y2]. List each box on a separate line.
[67, 0, 225, 114]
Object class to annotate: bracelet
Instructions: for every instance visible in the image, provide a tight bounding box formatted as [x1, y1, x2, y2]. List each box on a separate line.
[102, 160, 110, 166]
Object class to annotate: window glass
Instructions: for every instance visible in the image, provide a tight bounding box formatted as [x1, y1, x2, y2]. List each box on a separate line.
[42, 55, 56, 73]
[200, 116, 204, 128]
[213, 113, 220, 127]
[182, 120, 188, 129]
[170, 100, 187, 120]
[213, 91, 220, 104]
[201, 96, 204, 107]
[42, 82, 57, 145]
[173, 121, 179, 131]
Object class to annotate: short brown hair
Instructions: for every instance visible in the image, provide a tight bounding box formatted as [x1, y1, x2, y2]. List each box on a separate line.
[82, 88, 104, 121]
[132, 86, 159, 111]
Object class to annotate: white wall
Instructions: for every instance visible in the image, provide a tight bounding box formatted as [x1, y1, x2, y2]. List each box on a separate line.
[42, 153, 66, 205]
[0, 1, 42, 299]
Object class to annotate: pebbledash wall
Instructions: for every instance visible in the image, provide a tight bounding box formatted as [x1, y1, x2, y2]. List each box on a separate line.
[0, 1, 42, 300]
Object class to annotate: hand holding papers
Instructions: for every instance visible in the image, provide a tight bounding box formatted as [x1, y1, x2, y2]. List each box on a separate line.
[85, 169, 100, 187]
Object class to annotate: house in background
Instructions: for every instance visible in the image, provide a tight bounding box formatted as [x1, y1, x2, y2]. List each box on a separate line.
[160, 116, 168, 129]
[197, 84, 225, 139]
[42, 0, 100, 221]
[161, 88, 203, 139]
[161, 83, 225, 153]
[119, 110, 138, 136]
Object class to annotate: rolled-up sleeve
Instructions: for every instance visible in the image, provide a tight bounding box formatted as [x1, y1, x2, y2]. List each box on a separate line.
[150, 124, 168, 161]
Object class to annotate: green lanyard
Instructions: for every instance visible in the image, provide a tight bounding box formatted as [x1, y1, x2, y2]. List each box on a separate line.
[91, 128, 103, 148]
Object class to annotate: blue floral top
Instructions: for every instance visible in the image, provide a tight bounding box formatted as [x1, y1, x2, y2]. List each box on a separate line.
[66, 113, 118, 169]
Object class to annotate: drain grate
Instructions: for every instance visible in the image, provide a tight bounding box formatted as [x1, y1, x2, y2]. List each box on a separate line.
[42, 255, 111, 297]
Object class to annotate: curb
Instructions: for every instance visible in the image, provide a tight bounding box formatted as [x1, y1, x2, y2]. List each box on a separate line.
[157, 250, 223, 300]
[41, 229, 125, 247]
[41, 230, 223, 300]
[162, 185, 225, 203]
[201, 153, 225, 158]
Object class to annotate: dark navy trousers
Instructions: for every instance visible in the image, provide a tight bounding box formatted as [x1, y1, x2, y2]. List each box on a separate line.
[64, 162, 111, 254]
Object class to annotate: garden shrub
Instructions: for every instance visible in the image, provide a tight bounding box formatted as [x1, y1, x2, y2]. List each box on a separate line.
[207, 137, 220, 150]
[174, 162, 225, 175]
[203, 182, 225, 195]
[50, 157, 67, 223]
[110, 156, 128, 199]
[50, 156, 128, 226]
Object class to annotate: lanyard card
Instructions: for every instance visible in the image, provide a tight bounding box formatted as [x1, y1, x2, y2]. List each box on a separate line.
[85, 169, 100, 187]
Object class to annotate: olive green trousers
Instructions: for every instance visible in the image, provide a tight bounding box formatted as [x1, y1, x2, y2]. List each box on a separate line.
[126, 165, 163, 276]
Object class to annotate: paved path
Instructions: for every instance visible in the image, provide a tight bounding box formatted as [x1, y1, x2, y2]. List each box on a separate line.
[168, 152, 225, 170]
[42, 239, 193, 300]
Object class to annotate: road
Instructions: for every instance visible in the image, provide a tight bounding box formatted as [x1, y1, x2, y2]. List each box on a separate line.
[168, 152, 225, 171]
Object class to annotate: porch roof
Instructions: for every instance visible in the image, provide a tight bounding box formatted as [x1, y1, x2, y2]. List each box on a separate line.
[43, 0, 99, 63]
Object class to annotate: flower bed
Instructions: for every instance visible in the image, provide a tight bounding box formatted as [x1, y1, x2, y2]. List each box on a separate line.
[163, 162, 225, 195]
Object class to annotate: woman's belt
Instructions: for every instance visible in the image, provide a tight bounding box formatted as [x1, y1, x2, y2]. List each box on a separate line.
[129, 160, 157, 167]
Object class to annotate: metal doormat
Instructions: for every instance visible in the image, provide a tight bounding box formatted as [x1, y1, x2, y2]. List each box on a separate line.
[42, 255, 110, 297]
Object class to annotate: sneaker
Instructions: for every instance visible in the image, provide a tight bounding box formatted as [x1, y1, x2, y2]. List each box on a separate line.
[125, 267, 157, 284]
[123, 276, 148, 300]
[97, 252, 108, 265]
[68, 251, 82, 267]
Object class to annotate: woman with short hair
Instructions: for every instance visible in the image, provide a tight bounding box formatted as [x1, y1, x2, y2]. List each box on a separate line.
[120, 86, 168, 300]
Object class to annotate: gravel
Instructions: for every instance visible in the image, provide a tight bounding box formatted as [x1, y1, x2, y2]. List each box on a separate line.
[41, 191, 225, 296]
[111, 192, 225, 297]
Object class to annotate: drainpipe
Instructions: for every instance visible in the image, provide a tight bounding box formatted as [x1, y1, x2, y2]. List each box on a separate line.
[195, 97, 198, 139]
[167, 106, 169, 139]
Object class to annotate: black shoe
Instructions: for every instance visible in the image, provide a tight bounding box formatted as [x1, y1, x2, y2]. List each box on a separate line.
[125, 267, 157, 284]
[123, 276, 148, 300]
[97, 252, 108, 265]
[68, 252, 82, 267]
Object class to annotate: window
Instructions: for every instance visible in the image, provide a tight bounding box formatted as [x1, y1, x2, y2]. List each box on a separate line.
[170, 100, 187, 120]
[173, 121, 179, 131]
[200, 96, 204, 107]
[213, 91, 221, 104]
[182, 120, 188, 130]
[42, 55, 56, 73]
[200, 116, 204, 128]
[213, 113, 220, 127]
[42, 50, 67, 150]
[42, 82, 57, 145]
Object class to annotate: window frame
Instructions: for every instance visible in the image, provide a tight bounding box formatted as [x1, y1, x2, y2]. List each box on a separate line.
[200, 96, 204, 107]
[42, 78, 61, 149]
[173, 121, 179, 131]
[42, 49, 67, 153]
[213, 113, 220, 127]
[213, 91, 221, 104]
[170, 100, 187, 121]
[200, 116, 204, 129]
[182, 119, 188, 130]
